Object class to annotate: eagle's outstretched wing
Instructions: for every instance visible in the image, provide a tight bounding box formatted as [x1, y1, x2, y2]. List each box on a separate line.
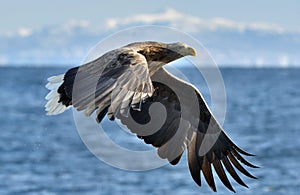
[46, 48, 153, 120]
[118, 68, 258, 192]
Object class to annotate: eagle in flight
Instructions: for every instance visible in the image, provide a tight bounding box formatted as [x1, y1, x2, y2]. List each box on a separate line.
[45, 41, 258, 192]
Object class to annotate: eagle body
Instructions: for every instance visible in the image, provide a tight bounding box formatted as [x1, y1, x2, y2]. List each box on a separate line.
[45, 41, 257, 192]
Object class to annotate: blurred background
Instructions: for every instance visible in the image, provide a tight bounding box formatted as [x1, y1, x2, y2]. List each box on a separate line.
[0, 0, 299, 194]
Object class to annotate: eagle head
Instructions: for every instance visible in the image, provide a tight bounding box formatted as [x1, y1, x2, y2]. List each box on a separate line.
[167, 42, 197, 57]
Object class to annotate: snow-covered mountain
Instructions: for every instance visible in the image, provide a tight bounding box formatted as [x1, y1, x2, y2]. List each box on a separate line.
[1, 8, 299, 67]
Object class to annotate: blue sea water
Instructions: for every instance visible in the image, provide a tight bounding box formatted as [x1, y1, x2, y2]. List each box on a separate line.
[0, 67, 299, 195]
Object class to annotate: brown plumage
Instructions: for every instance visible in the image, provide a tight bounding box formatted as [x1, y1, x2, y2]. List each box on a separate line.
[45, 41, 258, 192]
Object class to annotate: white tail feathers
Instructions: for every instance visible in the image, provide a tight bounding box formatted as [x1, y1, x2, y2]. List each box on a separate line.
[45, 74, 71, 115]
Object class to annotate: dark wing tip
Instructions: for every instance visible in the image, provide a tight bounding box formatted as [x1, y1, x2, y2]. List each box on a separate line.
[107, 112, 115, 120]
[231, 150, 260, 169]
[221, 156, 249, 188]
[228, 152, 258, 179]
[212, 158, 236, 192]
[202, 156, 217, 192]
[232, 145, 256, 157]
[187, 137, 202, 186]
[96, 106, 109, 123]
[226, 135, 256, 157]
[169, 153, 183, 165]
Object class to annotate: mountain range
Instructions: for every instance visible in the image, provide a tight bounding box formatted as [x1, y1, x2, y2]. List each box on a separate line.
[1, 8, 299, 67]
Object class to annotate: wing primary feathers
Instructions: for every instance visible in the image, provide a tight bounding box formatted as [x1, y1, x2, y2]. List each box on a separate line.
[202, 156, 217, 192]
[228, 152, 257, 179]
[219, 132, 255, 157]
[187, 135, 202, 186]
[212, 156, 235, 192]
[233, 146, 256, 157]
[222, 156, 248, 188]
[228, 139, 256, 156]
[96, 106, 109, 123]
[170, 152, 183, 165]
[231, 150, 260, 168]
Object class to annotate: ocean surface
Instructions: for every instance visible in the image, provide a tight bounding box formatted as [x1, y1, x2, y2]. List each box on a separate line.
[0, 66, 299, 195]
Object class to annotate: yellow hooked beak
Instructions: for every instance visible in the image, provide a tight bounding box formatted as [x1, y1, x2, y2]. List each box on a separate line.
[190, 47, 197, 57]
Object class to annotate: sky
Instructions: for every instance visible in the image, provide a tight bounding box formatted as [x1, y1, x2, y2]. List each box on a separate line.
[0, 0, 299, 66]
[1, 0, 299, 33]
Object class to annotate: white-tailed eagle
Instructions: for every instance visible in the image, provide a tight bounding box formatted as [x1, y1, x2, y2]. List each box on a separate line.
[45, 41, 258, 192]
